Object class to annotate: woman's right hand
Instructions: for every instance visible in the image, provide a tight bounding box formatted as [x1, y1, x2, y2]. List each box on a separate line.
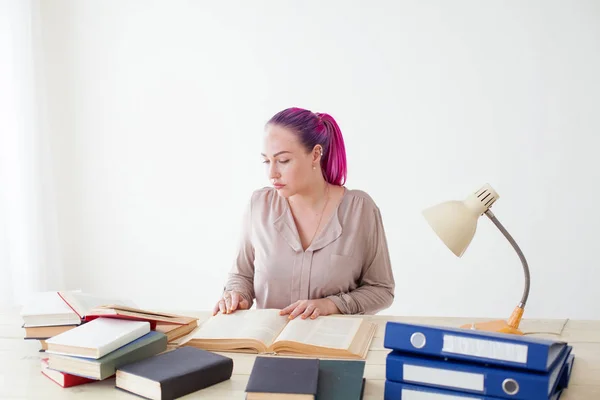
[212, 290, 250, 316]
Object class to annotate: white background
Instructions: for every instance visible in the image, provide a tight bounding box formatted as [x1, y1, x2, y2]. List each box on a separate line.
[36, 0, 600, 319]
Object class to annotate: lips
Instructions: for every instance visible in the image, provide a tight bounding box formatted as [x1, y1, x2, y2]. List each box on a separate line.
[273, 183, 286, 189]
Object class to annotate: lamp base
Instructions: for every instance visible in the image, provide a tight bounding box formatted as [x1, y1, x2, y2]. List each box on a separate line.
[460, 305, 526, 335]
[460, 320, 524, 335]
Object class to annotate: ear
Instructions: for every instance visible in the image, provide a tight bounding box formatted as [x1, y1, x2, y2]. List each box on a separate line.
[311, 145, 323, 164]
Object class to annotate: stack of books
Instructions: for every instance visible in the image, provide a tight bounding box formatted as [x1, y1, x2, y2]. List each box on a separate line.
[42, 318, 168, 385]
[382, 321, 575, 399]
[20, 291, 90, 351]
[38, 317, 236, 397]
[20, 291, 198, 349]
[244, 356, 366, 400]
[20, 290, 200, 388]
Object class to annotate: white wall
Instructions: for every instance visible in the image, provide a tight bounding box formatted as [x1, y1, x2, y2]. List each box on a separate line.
[39, 0, 600, 319]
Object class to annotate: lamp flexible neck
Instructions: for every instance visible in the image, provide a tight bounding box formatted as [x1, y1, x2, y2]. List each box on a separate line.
[484, 210, 530, 306]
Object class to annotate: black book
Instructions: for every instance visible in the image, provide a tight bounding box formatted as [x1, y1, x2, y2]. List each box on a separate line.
[116, 346, 233, 399]
[245, 356, 320, 399]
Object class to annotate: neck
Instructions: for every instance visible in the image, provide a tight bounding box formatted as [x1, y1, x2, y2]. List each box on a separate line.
[289, 178, 329, 210]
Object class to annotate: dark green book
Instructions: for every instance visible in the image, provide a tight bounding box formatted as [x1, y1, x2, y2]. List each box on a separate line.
[316, 359, 366, 400]
[47, 331, 167, 380]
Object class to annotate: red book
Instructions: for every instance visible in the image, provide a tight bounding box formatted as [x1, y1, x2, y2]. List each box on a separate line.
[83, 305, 198, 330]
[41, 358, 95, 388]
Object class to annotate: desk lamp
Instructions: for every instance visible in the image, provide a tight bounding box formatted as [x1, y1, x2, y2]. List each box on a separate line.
[422, 183, 529, 335]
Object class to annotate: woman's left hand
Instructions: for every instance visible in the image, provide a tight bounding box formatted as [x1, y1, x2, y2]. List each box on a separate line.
[279, 298, 340, 320]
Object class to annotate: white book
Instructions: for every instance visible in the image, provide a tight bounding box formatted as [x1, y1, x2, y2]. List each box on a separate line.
[20, 290, 136, 328]
[20, 291, 81, 327]
[45, 318, 150, 359]
[57, 291, 137, 319]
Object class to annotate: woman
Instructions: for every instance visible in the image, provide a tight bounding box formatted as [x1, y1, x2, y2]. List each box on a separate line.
[213, 107, 395, 319]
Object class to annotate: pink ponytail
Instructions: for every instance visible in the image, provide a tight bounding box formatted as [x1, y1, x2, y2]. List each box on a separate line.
[317, 113, 347, 186]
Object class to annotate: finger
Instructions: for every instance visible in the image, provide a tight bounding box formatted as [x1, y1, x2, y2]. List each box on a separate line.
[301, 304, 316, 319]
[230, 292, 240, 312]
[225, 296, 232, 314]
[279, 301, 299, 315]
[222, 291, 231, 313]
[218, 299, 226, 314]
[212, 301, 220, 316]
[239, 297, 250, 310]
[310, 308, 321, 319]
[289, 303, 307, 319]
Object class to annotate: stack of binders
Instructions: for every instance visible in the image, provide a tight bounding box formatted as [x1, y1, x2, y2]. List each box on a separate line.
[383, 321, 575, 399]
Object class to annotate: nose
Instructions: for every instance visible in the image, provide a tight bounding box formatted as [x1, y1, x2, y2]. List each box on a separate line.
[268, 162, 280, 181]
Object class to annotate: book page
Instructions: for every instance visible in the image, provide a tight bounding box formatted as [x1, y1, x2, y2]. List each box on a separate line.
[20, 291, 79, 317]
[193, 309, 288, 347]
[59, 292, 136, 317]
[274, 316, 363, 349]
[89, 305, 196, 324]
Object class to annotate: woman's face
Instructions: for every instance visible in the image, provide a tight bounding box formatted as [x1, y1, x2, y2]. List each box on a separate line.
[262, 124, 320, 198]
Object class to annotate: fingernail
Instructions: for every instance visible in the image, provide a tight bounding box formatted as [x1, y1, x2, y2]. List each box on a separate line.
[288, 315, 294, 320]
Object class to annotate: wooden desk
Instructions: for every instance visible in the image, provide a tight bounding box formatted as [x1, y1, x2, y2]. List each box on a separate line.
[1, 310, 599, 399]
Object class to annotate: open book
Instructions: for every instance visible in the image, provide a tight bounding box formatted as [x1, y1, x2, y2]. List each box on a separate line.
[85, 305, 197, 325]
[20, 290, 135, 327]
[57, 291, 137, 323]
[86, 305, 199, 341]
[181, 309, 376, 359]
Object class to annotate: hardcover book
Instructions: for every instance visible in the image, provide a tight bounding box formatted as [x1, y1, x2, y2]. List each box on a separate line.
[183, 309, 375, 359]
[40, 358, 95, 388]
[116, 346, 233, 400]
[45, 318, 150, 359]
[246, 356, 320, 400]
[47, 331, 168, 380]
[316, 359, 366, 400]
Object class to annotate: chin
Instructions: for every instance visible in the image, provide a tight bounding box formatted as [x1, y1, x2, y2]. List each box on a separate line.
[274, 186, 295, 198]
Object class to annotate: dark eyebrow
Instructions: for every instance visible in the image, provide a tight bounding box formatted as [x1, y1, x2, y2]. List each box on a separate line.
[261, 151, 291, 157]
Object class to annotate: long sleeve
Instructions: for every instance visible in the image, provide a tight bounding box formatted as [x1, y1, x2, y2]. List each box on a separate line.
[327, 205, 395, 315]
[223, 196, 256, 307]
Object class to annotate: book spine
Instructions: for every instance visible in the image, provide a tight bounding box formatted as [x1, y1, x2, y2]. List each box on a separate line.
[100, 334, 168, 380]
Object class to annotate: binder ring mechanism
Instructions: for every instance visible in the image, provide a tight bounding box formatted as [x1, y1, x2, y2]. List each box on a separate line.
[502, 378, 519, 395]
[410, 332, 426, 349]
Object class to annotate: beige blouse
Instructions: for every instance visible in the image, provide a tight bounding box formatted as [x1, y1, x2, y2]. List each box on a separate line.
[224, 186, 395, 315]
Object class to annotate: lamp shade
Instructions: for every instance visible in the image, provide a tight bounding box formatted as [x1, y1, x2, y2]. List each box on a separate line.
[422, 184, 499, 257]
